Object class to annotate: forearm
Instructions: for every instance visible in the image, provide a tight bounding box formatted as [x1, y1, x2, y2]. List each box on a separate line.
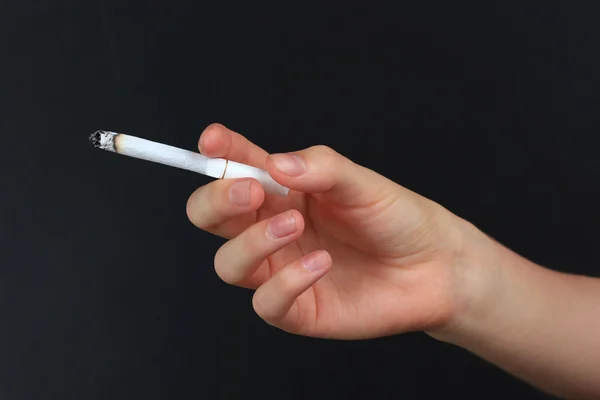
[433, 221, 600, 399]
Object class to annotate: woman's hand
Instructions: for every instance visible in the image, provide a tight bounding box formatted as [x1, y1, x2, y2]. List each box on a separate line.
[186, 123, 600, 397]
[186, 123, 483, 339]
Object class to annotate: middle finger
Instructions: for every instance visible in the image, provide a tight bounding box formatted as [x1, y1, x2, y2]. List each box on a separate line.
[186, 177, 265, 239]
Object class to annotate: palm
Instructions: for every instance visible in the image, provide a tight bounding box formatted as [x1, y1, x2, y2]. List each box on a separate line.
[253, 191, 455, 339]
[191, 124, 458, 339]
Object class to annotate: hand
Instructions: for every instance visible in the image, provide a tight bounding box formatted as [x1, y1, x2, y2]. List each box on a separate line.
[186, 123, 481, 339]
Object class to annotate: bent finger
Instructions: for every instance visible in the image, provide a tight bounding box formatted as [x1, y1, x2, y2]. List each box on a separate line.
[214, 210, 305, 289]
[186, 178, 264, 238]
[252, 250, 332, 332]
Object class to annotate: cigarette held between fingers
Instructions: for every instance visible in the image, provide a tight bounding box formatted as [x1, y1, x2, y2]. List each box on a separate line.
[89, 130, 289, 197]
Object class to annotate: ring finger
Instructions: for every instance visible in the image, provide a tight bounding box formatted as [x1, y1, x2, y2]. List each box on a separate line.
[214, 210, 305, 289]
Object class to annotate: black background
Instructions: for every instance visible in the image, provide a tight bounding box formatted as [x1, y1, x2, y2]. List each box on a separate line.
[2, 0, 598, 398]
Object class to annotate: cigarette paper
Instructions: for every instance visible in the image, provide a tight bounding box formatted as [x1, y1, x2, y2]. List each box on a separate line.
[89, 130, 289, 197]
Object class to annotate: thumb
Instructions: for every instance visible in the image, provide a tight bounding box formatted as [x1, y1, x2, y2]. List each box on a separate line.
[266, 145, 400, 206]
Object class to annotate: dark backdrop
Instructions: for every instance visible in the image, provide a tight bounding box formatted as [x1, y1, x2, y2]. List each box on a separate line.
[2, 0, 598, 398]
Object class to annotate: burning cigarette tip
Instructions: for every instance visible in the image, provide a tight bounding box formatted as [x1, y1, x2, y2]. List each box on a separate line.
[89, 131, 104, 147]
[89, 130, 117, 152]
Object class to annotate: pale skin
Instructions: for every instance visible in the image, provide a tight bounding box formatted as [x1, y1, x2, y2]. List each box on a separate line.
[186, 123, 600, 399]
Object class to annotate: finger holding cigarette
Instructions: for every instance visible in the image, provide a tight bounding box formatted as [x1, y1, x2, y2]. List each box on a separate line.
[89, 130, 290, 197]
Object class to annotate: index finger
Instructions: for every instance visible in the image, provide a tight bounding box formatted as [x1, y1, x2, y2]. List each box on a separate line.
[199, 123, 270, 169]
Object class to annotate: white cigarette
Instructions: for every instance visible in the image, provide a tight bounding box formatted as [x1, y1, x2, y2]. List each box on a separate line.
[89, 130, 289, 197]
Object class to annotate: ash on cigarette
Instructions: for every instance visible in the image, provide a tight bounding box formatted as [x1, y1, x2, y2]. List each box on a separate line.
[89, 130, 117, 152]
[89, 131, 103, 147]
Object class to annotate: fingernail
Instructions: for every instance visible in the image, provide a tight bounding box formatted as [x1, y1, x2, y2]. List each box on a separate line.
[270, 153, 306, 176]
[267, 212, 297, 238]
[229, 180, 251, 206]
[302, 251, 330, 272]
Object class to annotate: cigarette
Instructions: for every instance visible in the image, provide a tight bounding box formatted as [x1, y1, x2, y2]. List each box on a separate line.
[89, 130, 289, 197]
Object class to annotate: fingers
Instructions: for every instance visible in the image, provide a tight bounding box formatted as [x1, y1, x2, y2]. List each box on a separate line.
[199, 123, 270, 168]
[252, 250, 332, 331]
[265, 145, 399, 207]
[188, 123, 270, 238]
[214, 210, 305, 289]
[186, 178, 265, 238]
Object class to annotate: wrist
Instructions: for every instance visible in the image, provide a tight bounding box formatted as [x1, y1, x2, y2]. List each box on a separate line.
[426, 217, 510, 344]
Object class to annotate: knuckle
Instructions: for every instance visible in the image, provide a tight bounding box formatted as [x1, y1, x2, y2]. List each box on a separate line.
[206, 184, 225, 213]
[213, 247, 240, 285]
[311, 144, 336, 158]
[190, 182, 232, 229]
[185, 186, 216, 229]
[252, 292, 277, 322]
[185, 192, 202, 227]
[204, 122, 226, 134]
[311, 145, 337, 167]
